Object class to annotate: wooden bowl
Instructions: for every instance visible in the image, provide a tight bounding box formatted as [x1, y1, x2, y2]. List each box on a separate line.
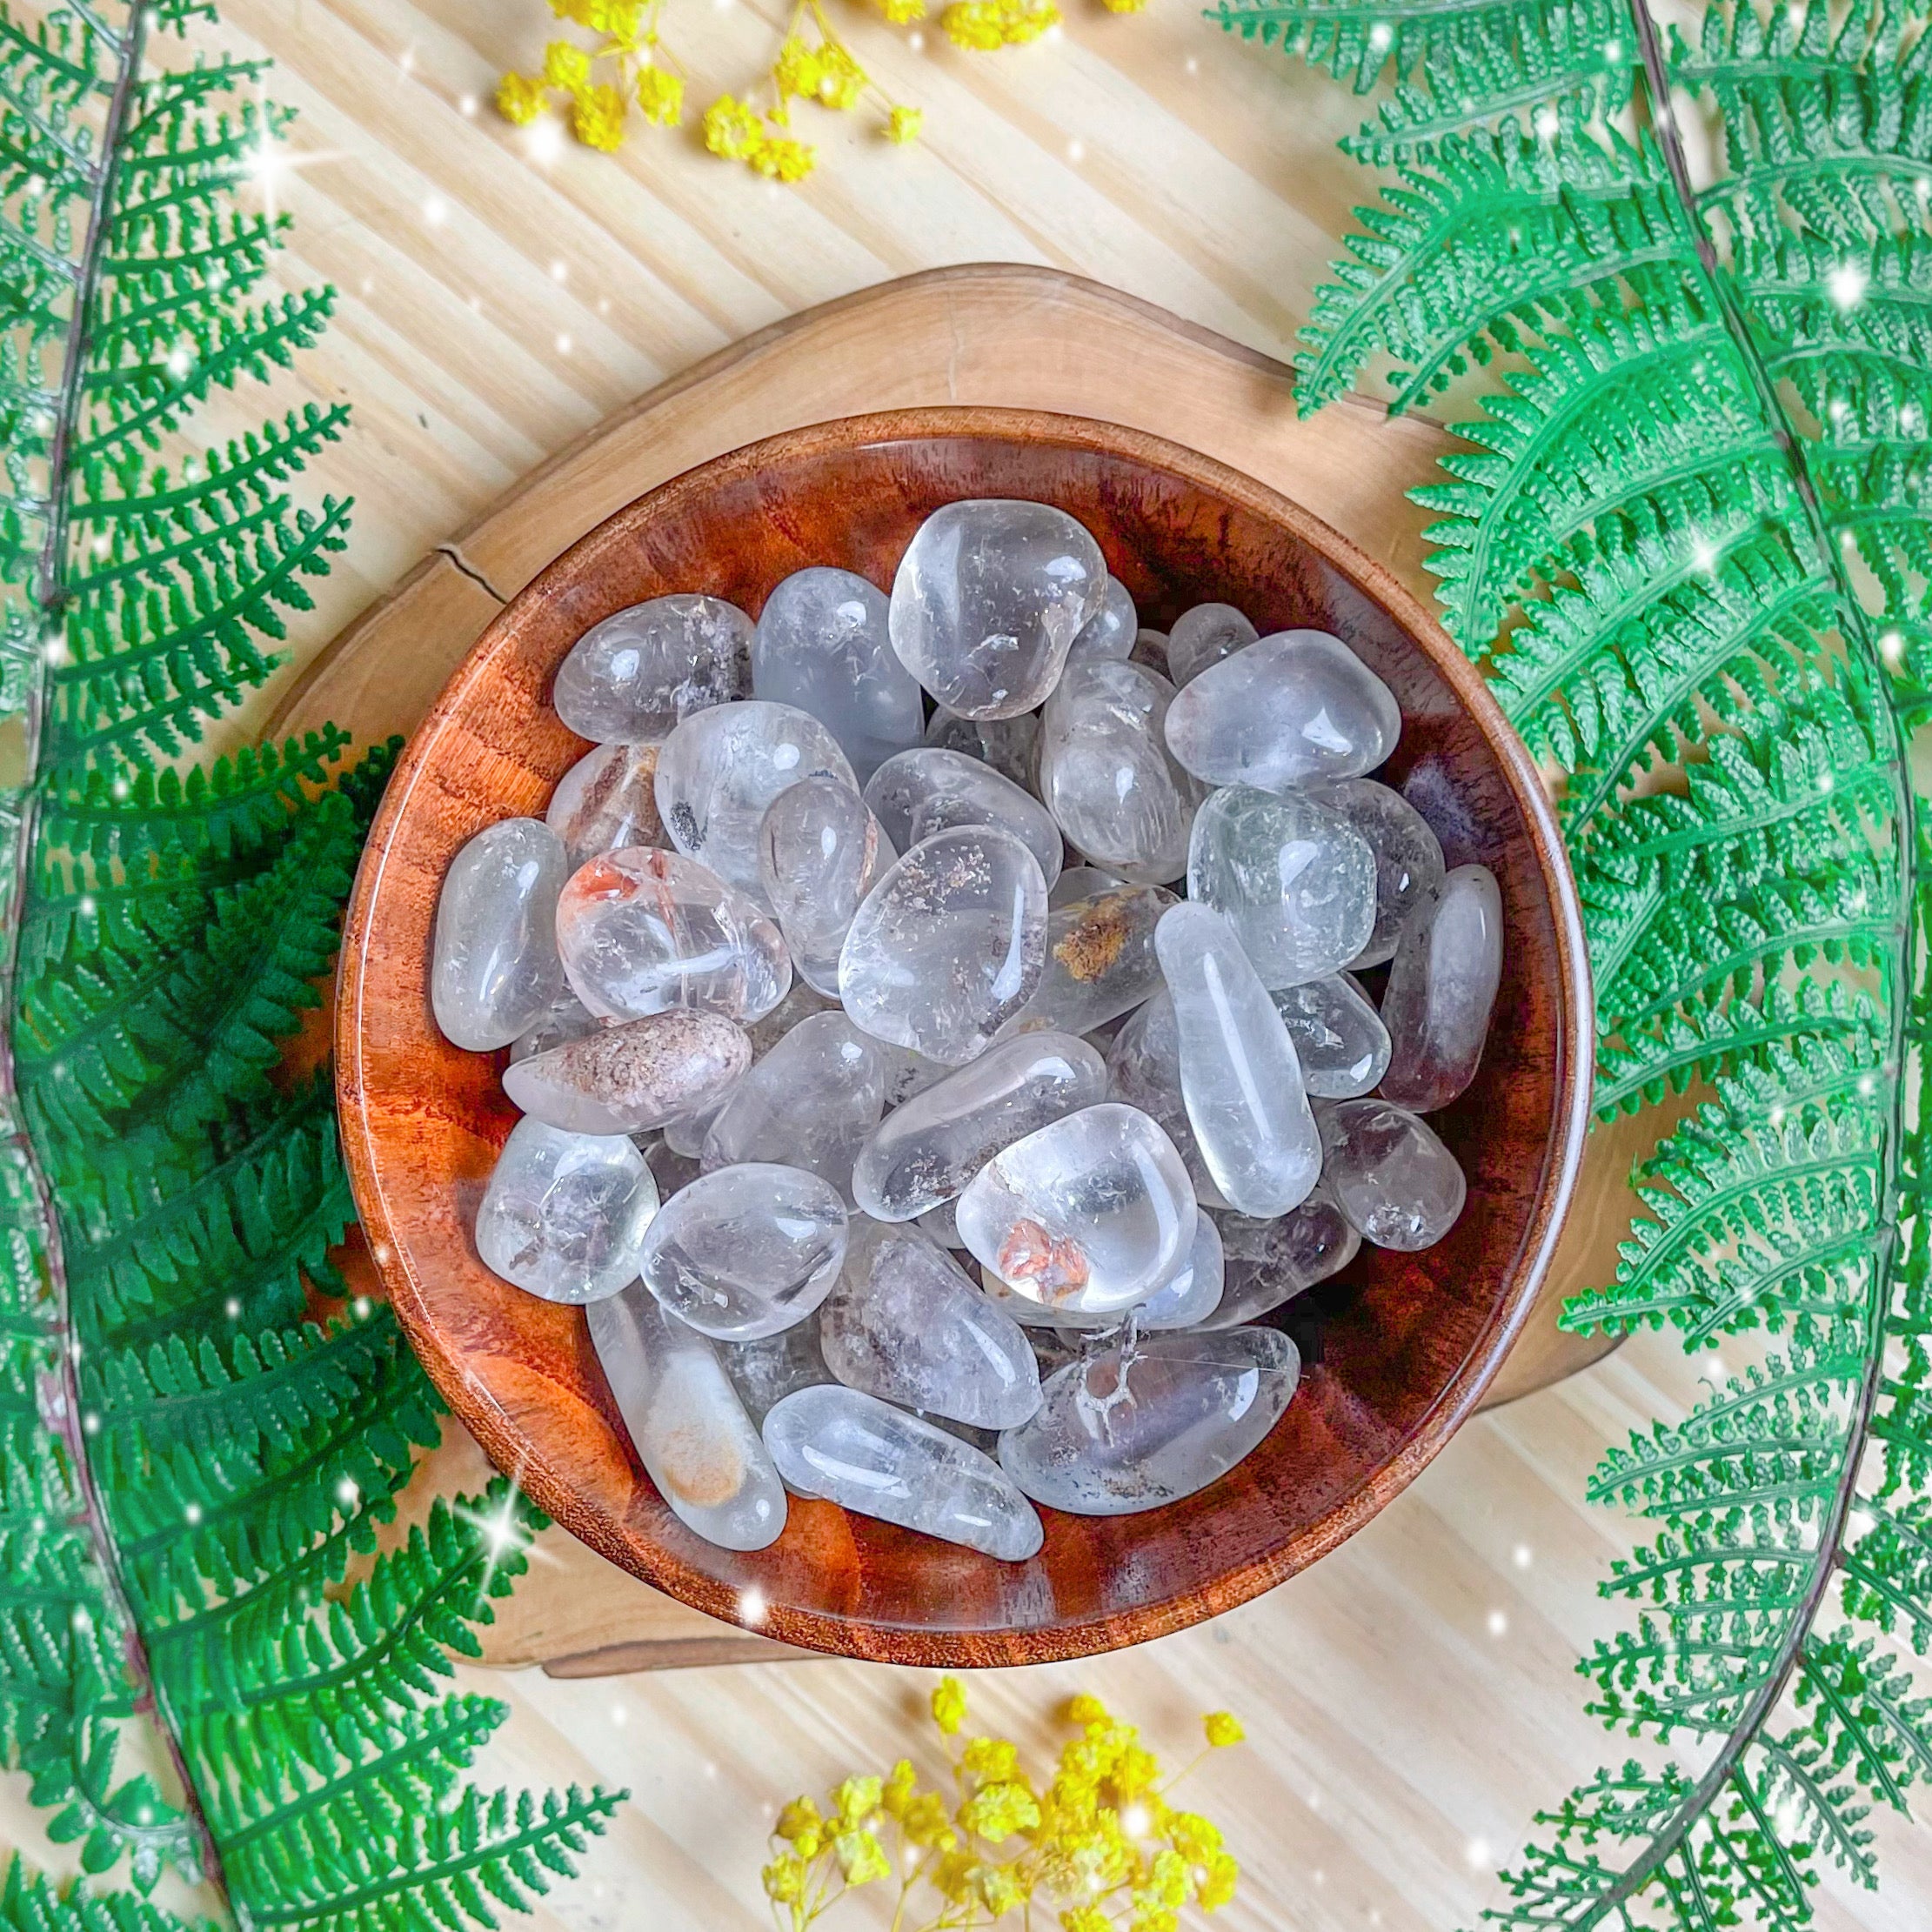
[338, 409, 1590, 1667]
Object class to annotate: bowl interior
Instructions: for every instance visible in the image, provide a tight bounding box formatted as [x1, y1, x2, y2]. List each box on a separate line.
[338, 410, 1587, 1666]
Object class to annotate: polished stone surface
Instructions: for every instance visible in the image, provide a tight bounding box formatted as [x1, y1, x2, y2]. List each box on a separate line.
[552, 594, 752, 744]
[757, 776, 895, 996]
[864, 746, 1064, 890]
[546, 740, 666, 868]
[1379, 864, 1502, 1113]
[504, 1008, 750, 1135]
[432, 817, 567, 1052]
[1320, 1100, 1467, 1251]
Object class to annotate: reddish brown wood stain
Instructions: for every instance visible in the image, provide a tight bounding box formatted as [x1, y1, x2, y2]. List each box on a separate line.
[337, 411, 1592, 1667]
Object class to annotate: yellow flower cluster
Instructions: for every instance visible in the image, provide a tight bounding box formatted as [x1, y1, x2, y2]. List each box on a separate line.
[760, 1678, 1243, 1929]
[497, 0, 685, 152]
[939, 0, 1061, 51]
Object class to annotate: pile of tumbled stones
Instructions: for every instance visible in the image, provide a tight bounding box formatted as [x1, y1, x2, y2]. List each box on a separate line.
[431, 499, 1501, 1561]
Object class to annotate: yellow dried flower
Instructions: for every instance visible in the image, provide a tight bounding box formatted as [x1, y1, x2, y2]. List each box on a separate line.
[1100, 0, 1147, 10]
[879, 0, 928, 17]
[760, 1853, 806, 1902]
[570, 81, 628, 150]
[886, 104, 922, 144]
[1146, 1848, 1188, 1908]
[1061, 1910, 1112, 1932]
[496, 72, 547, 125]
[1199, 1851, 1240, 1910]
[932, 1675, 968, 1735]
[773, 34, 822, 101]
[635, 63, 683, 125]
[1167, 1810, 1223, 1862]
[940, 0, 1060, 50]
[882, 1759, 918, 1818]
[702, 93, 763, 159]
[835, 1826, 891, 1884]
[959, 1779, 1041, 1843]
[553, 0, 646, 28]
[972, 1861, 1031, 1915]
[813, 41, 866, 111]
[542, 39, 593, 90]
[962, 1736, 1019, 1782]
[834, 1775, 882, 1828]
[775, 1795, 823, 1844]
[1203, 1711, 1245, 1748]
[1067, 1694, 1110, 1728]
[903, 1789, 957, 1849]
[753, 133, 816, 182]
[1130, 1909, 1180, 1932]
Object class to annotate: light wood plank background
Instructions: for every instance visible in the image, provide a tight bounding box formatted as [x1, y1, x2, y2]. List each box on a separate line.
[3, 2, 1924, 1927]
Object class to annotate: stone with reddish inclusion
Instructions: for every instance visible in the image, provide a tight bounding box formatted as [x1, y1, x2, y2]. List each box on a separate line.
[888, 498, 1106, 719]
[1320, 1100, 1466, 1251]
[821, 1219, 1041, 1427]
[838, 826, 1048, 1066]
[763, 1384, 1044, 1560]
[1065, 577, 1139, 664]
[1166, 602, 1258, 688]
[978, 1206, 1221, 1333]
[546, 741, 665, 869]
[552, 594, 752, 744]
[758, 777, 895, 996]
[1308, 778, 1447, 969]
[1267, 973, 1391, 1100]
[999, 884, 1174, 1040]
[504, 1008, 750, 1135]
[557, 847, 790, 1024]
[864, 747, 1064, 891]
[1378, 864, 1503, 1112]
[431, 818, 566, 1052]
[998, 1327, 1300, 1515]
[1203, 1186, 1360, 1328]
[954, 1102, 1195, 1316]
[587, 1287, 786, 1550]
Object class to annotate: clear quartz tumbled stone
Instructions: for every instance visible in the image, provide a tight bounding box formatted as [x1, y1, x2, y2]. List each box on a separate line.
[1320, 1099, 1467, 1250]
[552, 594, 752, 744]
[887, 499, 1106, 719]
[1379, 864, 1503, 1112]
[864, 747, 1064, 891]
[1037, 660, 1201, 886]
[654, 699, 856, 906]
[504, 1008, 751, 1135]
[1166, 602, 1258, 688]
[1164, 630, 1401, 792]
[751, 566, 926, 781]
[1066, 577, 1138, 664]
[921, 706, 1039, 787]
[475, 1117, 660, 1304]
[839, 825, 1048, 1066]
[757, 776, 895, 996]
[1307, 778, 1447, 968]
[1187, 786, 1376, 987]
[588, 1287, 787, 1550]
[998, 1327, 1300, 1514]
[1138, 1208, 1226, 1329]
[545, 741, 665, 869]
[431, 818, 567, 1052]
[997, 884, 1175, 1040]
[1104, 991, 1227, 1209]
[720, 1312, 834, 1432]
[557, 847, 791, 1024]
[956, 1101, 1196, 1315]
[1203, 1186, 1360, 1327]
[763, 1384, 1044, 1559]
[638, 1161, 848, 1340]
[1267, 973, 1391, 1100]
[509, 990, 600, 1066]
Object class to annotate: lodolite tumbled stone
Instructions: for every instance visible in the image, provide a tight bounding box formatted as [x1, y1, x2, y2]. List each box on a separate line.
[552, 594, 752, 744]
[504, 1008, 748, 1136]
[1267, 973, 1391, 1100]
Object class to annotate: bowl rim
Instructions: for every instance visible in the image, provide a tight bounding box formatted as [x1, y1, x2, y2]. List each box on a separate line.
[337, 405, 1593, 1665]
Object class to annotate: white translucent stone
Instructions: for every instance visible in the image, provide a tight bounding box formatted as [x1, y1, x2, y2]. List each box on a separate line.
[839, 826, 1048, 1065]
[999, 886, 1175, 1040]
[1268, 974, 1391, 1100]
[1037, 660, 1201, 886]
[758, 777, 895, 995]
[1164, 631, 1401, 791]
[922, 706, 1039, 787]
[701, 1012, 887, 1200]
[545, 741, 665, 869]
[475, 1118, 659, 1304]
[662, 1099, 728, 1160]
[504, 1009, 750, 1135]
[1128, 628, 1171, 676]
[639, 1162, 847, 1339]
[1066, 577, 1138, 664]
[875, 1038, 952, 1107]
[1166, 602, 1258, 687]
[1104, 992, 1228, 1209]
[821, 1219, 1041, 1427]
[955, 1102, 1195, 1315]
[864, 747, 1064, 890]
[1320, 1100, 1467, 1250]
[431, 819, 566, 1051]
[552, 595, 752, 744]
[1154, 902, 1320, 1217]
[1203, 1187, 1359, 1327]
[752, 567, 926, 781]
[1139, 1209, 1225, 1329]
[1379, 864, 1503, 1112]
[852, 1030, 1106, 1222]
[509, 991, 599, 1065]
[1187, 786, 1376, 987]
[888, 498, 1106, 719]
[719, 1312, 833, 1429]
[1049, 865, 1125, 908]
[557, 847, 791, 1023]
[764, 1385, 1043, 1559]
[998, 1327, 1299, 1514]
[587, 1287, 786, 1549]
[917, 1198, 964, 1248]
[1308, 778, 1447, 968]
[655, 699, 856, 905]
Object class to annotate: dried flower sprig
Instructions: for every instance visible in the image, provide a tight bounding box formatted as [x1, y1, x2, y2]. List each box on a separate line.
[761, 1678, 1243, 1929]
[498, 0, 688, 150]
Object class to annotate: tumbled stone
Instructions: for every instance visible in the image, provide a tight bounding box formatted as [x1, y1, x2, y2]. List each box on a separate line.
[917, 1198, 964, 1248]
[888, 499, 1106, 719]
[1155, 901, 1320, 1217]
[977, 1263, 1115, 1332]
[545, 741, 665, 869]
[821, 1219, 1041, 1427]
[1320, 1100, 1466, 1250]
[852, 1030, 1106, 1222]
[758, 777, 895, 995]
[1379, 864, 1503, 1112]
[1308, 778, 1447, 968]
[999, 1327, 1300, 1514]
[765, 1384, 1043, 1558]
[641, 1133, 704, 1200]
[999, 886, 1175, 1040]
[957, 1102, 1195, 1314]
[557, 847, 790, 1024]
[655, 699, 856, 905]
[552, 594, 752, 743]
[1204, 1187, 1359, 1327]
[662, 1100, 727, 1160]
[1140, 1208, 1226, 1329]
[1268, 973, 1391, 1100]
[588, 1287, 786, 1549]
[432, 819, 567, 1052]
[1187, 786, 1375, 987]
[864, 747, 1064, 890]
[475, 1117, 659, 1304]
[1165, 630, 1401, 791]
[875, 1038, 952, 1107]
[509, 991, 600, 1065]
[719, 1311, 834, 1429]
[505, 1009, 750, 1135]
[639, 1162, 847, 1340]
[752, 566, 925, 781]
[1128, 629, 1171, 675]
[1104, 992, 1227, 1209]
[839, 826, 1048, 1065]
[701, 1012, 886, 1200]
[1166, 602, 1258, 688]
[922, 706, 1039, 788]
[1038, 660, 1201, 886]
[1050, 865, 1124, 908]
[1066, 577, 1138, 664]
[747, 979, 840, 1056]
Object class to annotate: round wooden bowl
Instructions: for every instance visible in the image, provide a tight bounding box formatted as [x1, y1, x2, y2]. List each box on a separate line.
[338, 409, 1591, 1667]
